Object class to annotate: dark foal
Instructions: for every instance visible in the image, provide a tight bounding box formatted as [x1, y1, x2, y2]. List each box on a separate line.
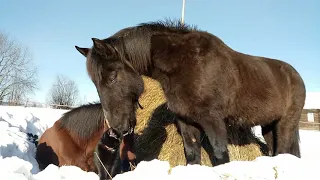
[94, 128, 122, 180]
[75, 19, 306, 166]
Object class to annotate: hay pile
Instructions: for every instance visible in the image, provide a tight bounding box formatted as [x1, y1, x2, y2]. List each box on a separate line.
[134, 76, 265, 168]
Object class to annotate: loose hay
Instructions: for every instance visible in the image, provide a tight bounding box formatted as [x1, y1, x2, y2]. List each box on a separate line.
[134, 76, 266, 168]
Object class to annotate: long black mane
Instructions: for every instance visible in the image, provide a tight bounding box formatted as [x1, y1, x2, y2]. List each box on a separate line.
[57, 102, 104, 140]
[103, 19, 201, 74]
[112, 19, 199, 37]
[86, 19, 205, 82]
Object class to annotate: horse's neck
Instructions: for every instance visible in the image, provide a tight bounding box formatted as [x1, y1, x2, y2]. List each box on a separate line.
[68, 128, 103, 153]
[84, 128, 105, 154]
[126, 31, 187, 87]
[142, 35, 178, 86]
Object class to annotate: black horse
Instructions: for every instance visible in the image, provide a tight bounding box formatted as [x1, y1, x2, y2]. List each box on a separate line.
[75, 19, 306, 166]
[94, 128, 122, 180]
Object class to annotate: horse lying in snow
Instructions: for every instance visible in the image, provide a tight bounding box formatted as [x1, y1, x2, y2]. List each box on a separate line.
[35, 103, 135, 174]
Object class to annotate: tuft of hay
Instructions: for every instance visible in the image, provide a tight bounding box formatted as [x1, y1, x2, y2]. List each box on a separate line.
[134, 76, 166, 134]
[134, 76, 266, 168]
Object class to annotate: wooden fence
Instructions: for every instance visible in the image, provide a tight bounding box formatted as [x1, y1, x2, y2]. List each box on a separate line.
[0, 100, 78, 109]
[2, 100, 320, 131]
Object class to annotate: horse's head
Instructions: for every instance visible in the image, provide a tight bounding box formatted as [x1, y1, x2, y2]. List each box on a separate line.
[75, 38, 144, 136]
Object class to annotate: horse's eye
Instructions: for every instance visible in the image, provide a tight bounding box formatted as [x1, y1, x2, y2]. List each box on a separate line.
[108, 71, 117, 84]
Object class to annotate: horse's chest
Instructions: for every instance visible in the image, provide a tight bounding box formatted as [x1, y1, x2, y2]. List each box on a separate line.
[160, 76, 210, 117]
[165, 93, 195, 117]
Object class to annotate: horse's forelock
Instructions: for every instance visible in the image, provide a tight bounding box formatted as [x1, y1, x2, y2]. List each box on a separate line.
[86, 51, 103, 84]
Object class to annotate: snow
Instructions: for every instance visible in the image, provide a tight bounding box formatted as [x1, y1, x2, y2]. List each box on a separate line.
[298, 129, 320, 162]
[304, 92, 320, 109]
[0, 106, 68, 174]
[0, 104, 319, 180]
[0, 156, 99, 180]
[169, 154, 315, 180]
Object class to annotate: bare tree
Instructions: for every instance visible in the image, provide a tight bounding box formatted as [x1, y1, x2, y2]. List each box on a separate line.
[46, 75, 79, 109]
[0, 32, 38, 105]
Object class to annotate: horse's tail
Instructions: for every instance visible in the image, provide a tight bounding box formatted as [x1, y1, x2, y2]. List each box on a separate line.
[290, 127, 301, 158]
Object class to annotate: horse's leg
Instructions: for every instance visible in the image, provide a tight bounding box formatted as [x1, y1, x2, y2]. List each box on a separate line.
[289, 127, 301, 157]
[274, 110, 301, 158]
[261, 123, 276, 156]
[95, 158, 108, 180]
[175, 118, 201, 165]
[198, 115, 230, 166]
[36, 142, 60, 171]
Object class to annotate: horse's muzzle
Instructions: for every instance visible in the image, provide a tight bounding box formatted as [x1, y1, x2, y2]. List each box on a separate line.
[122, 126, 134, 137]
[106, 128, 121, 140]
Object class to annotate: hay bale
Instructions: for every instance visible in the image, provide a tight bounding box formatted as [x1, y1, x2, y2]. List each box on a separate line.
[134, 76, 265, 168]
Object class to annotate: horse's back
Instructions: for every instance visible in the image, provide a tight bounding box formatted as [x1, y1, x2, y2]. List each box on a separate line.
[193, 32, 306, 122]
[154, 31, 305, 119]
[227, 51, 306, 123]
[234, 52, 305, 102]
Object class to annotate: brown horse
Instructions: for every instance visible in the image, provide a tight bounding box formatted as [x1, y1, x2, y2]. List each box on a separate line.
[35, 102, 135, 173]
[75, 19, 306, 166]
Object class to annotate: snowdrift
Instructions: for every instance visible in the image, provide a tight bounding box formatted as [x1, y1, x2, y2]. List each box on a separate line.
[0, 105, 319, 180]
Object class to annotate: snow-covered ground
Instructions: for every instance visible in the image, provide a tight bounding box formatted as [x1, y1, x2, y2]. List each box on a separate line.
[0, 105, 319, 180]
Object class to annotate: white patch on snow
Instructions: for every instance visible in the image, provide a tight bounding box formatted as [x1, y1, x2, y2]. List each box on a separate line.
[113, 159, 171, 180]
[32, 164, 99, 180]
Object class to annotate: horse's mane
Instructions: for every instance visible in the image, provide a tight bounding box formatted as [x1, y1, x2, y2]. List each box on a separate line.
[57, 102, 104, 140]
[86, 19, 207, 81]
[102, 19, 200, 73]
[111, 19, 199, 37]
[137, 19, 199, 33]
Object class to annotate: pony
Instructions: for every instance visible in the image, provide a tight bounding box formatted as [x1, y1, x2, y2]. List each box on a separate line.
[35, 102, 135, 172]
[94, 128, 122, 180]
[75, 19, 306, 166]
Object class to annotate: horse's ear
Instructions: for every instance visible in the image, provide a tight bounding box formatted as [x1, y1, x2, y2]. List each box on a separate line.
[75, 46, 89, 57]
[92, 38, 106, 50]
[92, 38, 117, 56]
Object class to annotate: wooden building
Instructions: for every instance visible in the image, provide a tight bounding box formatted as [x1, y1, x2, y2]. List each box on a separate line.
[299, 109, 320, 130]
[298, 92, 320, 130]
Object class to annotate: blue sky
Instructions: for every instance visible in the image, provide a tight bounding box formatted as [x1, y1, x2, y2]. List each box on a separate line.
[0, 0, 319, 104]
